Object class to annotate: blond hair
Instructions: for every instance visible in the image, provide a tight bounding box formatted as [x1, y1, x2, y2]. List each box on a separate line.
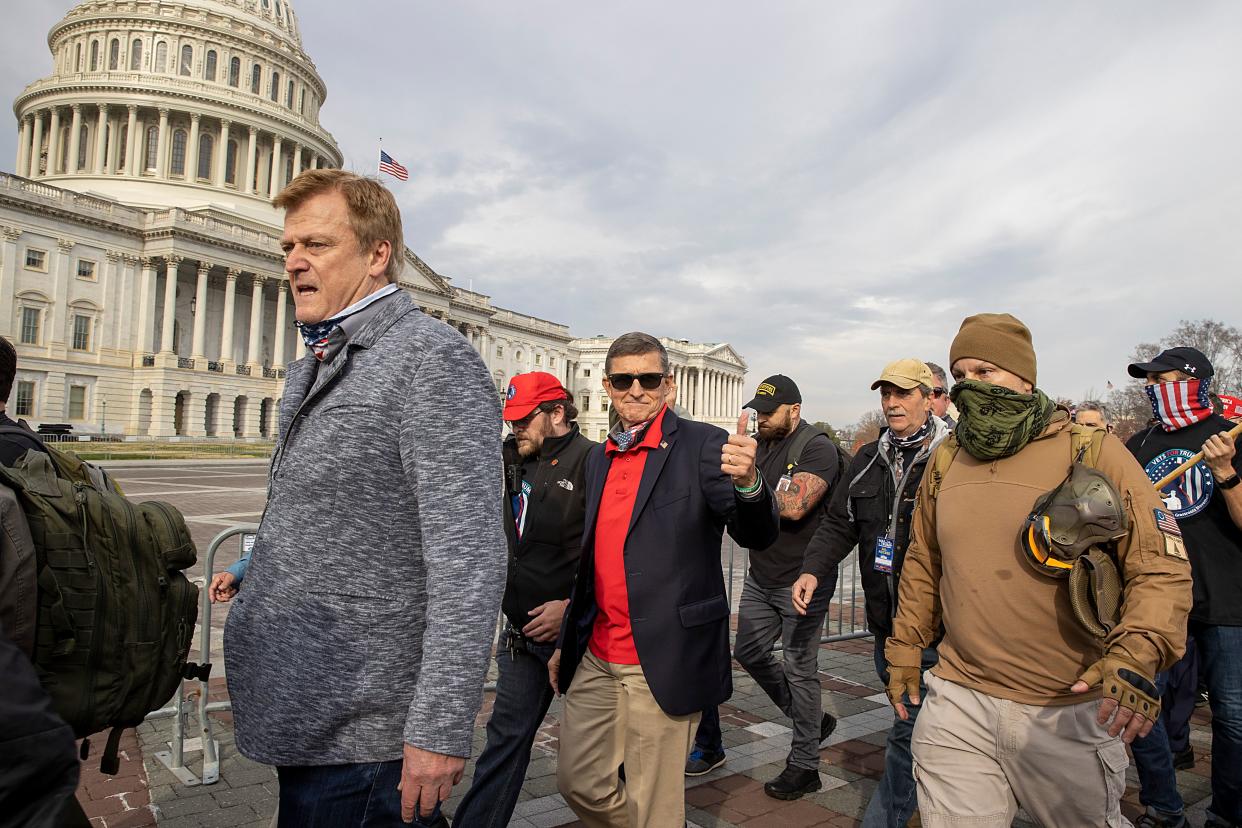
[273, 169, 405, 283]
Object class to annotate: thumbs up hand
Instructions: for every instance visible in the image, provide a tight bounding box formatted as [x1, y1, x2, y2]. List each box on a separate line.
[721, 412, 759, 488]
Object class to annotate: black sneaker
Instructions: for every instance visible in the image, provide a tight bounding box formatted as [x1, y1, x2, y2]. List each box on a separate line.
[685, 747, 726, 776]
[1173, 745, 1195, 770]
[763, 764, 822, 800]
[819, 712, 838, 746]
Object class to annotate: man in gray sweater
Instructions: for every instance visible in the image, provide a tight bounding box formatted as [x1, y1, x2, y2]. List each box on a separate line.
[223, 169, 506, 827]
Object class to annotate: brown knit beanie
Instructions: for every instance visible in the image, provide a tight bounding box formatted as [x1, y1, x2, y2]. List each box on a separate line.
[949, 313, 1037, 386]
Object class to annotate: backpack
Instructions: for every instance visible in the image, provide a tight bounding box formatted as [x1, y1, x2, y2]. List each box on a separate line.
[0, 430, 200, 775]
[785, 425, 852, 497]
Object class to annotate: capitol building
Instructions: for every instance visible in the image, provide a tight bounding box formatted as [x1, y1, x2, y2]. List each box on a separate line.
[2, 0, 747, 441]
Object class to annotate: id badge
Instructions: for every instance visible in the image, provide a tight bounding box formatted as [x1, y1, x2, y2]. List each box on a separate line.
[776, 473, 793, 493]
[874, 537, 895, 574]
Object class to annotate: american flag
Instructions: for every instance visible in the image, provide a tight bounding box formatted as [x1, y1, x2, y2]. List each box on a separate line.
[1153, 508, 1182, 538]
[378, 150, 409, 181]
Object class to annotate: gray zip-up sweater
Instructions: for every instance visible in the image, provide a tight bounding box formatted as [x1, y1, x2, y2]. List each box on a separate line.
[223, 289, 506, 764]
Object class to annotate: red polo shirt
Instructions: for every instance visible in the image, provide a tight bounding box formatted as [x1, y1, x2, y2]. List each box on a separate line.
[588, 406, 669, 665]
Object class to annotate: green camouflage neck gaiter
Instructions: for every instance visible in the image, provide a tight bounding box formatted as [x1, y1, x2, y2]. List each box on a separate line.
[950, 380, 1055, 461]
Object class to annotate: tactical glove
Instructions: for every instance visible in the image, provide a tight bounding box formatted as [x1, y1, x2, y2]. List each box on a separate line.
[1076, 653, 1161, 722]
[884, 639, 923, 709]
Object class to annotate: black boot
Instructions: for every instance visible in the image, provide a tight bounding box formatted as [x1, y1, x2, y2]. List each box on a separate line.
[763, 763, 822, 800]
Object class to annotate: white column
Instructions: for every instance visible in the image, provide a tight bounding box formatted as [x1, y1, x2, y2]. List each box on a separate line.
[291, 142, 302, 179]
[214, 119, 230, 187]
[272, 280, 288, 367]
[155, 107, 169, 178]
[268, 135, 283, 198]
[114, 254, 137, 351]
[92, 104, 108, 174]
[0, 228, 21, 335]
[49, 239, 73, 347]
[65, 106, 82, 174]
[46, 108, 62, 175]
[159, 256, 180, 353]
[191, 261, 210, 359]
[29, 111, 44, 178]
[692, 369, 702, 418]
[136, 257, 157, 354]
[124, 104, 138, 176]
[186, 113, 201, 180]
[246, 275, 265, 367]
[244, 126, 257, 194]
[220, 268, 238, 364]
[311, 154, 320, 170]
[16, 115, 32, 175]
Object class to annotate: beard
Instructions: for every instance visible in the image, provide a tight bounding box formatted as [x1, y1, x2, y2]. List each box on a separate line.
[758, 421, 792, 440]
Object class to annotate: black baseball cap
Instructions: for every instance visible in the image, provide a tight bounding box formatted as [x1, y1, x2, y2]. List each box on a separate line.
[1127, 346, 1214, 380]
[744, 374, 801, 413]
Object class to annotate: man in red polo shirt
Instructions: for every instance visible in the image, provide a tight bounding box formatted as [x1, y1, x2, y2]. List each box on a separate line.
[549, 332, 779, 827]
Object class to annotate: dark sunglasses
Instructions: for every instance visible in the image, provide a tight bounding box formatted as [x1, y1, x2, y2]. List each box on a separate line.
[931, 387, 947, 398]
[509, 408, 548, 429]
[606, 372, 666, 391]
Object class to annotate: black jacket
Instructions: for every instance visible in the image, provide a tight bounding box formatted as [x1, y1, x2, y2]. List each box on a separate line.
[802, 419, 950, 639]
[502, 425, 594, 631]
[557, 408, 780, 716]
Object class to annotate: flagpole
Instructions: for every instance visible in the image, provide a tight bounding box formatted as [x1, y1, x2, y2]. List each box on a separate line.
[377, 137, 382, 176]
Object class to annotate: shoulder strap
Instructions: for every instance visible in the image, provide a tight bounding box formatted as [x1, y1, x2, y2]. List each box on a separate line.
[1068, 424, 1107, 468]
[785, 425, 823, 469]
[927, 433, 961, 501]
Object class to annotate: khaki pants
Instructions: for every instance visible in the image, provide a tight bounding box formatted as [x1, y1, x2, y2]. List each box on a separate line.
[557, 650, 699, 828]
[911, 673, 1132, 828]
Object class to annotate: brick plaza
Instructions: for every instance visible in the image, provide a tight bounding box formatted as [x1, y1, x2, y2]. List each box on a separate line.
[71, 461, 1220, 827]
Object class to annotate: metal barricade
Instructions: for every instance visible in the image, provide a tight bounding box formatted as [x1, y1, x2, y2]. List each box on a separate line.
[147, 524, 258, 786]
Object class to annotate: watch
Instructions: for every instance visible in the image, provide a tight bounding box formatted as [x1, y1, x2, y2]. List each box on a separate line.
[1218, 473, 1241, 490]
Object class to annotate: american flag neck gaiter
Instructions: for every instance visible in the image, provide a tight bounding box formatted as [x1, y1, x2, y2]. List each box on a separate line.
[1145, 378, 1213, 432]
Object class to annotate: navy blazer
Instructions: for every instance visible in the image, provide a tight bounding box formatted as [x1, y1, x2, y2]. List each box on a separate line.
[557, 408, 780, 716]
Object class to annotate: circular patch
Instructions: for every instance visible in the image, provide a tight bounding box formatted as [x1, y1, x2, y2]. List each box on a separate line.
[1145, 448, 1215, 519]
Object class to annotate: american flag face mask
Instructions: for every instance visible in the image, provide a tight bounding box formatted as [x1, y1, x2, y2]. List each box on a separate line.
[1145, 378, 1212, 432]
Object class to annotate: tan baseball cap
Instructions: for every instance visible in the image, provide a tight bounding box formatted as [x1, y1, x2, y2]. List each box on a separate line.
[871, 358, 936, 391]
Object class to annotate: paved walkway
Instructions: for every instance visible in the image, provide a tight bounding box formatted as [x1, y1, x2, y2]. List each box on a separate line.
[70, 462, 1221, 827]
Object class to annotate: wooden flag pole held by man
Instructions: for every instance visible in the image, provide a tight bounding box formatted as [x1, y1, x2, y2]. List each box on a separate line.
[1153, 420, 1242, 490]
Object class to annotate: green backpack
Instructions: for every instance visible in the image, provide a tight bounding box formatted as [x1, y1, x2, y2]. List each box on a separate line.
[0, 434, 200, 774]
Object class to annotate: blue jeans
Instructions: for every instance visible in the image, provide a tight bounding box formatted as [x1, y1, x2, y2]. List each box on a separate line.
[861, 639, 937, 828]
[450, 629, 555, 828]
[1130, 671, 1185, 817]
[277, 761, 443, 827]
[1193, 622, 1242, 825]
[694, 705, 722, 754]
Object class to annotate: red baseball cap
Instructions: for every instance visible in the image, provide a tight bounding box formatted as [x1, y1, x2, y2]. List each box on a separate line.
[503, 372, 571, 421]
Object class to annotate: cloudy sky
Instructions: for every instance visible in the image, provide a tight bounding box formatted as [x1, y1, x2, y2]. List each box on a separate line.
[5, 1, 1241, 426]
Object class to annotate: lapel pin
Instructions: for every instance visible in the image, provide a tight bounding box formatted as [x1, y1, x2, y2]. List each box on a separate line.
[551, 458, 559, 466]
[660, 441, 668, 449]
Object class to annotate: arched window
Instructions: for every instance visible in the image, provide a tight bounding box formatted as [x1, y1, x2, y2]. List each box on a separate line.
[75, 43, 83, 72]
[225, 139, 238, 184]
[109, 38, 120, 70]
[60, 127, 70, 171]
[155, 41, 167, 73]
[77, 125, 89, 169]
[179, 44, 193, 76]
[270, 70, 280, 102]
[228, 56, 240, 87]
[250, 64, 261, 94]
[205, 49, 217, 81]
[284, 153, 293, 186]
[144, 125, 158, 171]
[130, 38, 142, 70]
[299, 88, 306, 114]
[170, 128, 187, 176]
[286, 80, 294, 107]
[198, 133, 213, 180]
[117, 124, 128, 170]
[89, 40, 99, 71]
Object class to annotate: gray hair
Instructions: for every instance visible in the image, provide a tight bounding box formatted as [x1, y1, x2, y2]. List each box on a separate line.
[1076, 400, 1109, 421]
[605, 332, 670, 375]
[925, 361, 948, 388]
